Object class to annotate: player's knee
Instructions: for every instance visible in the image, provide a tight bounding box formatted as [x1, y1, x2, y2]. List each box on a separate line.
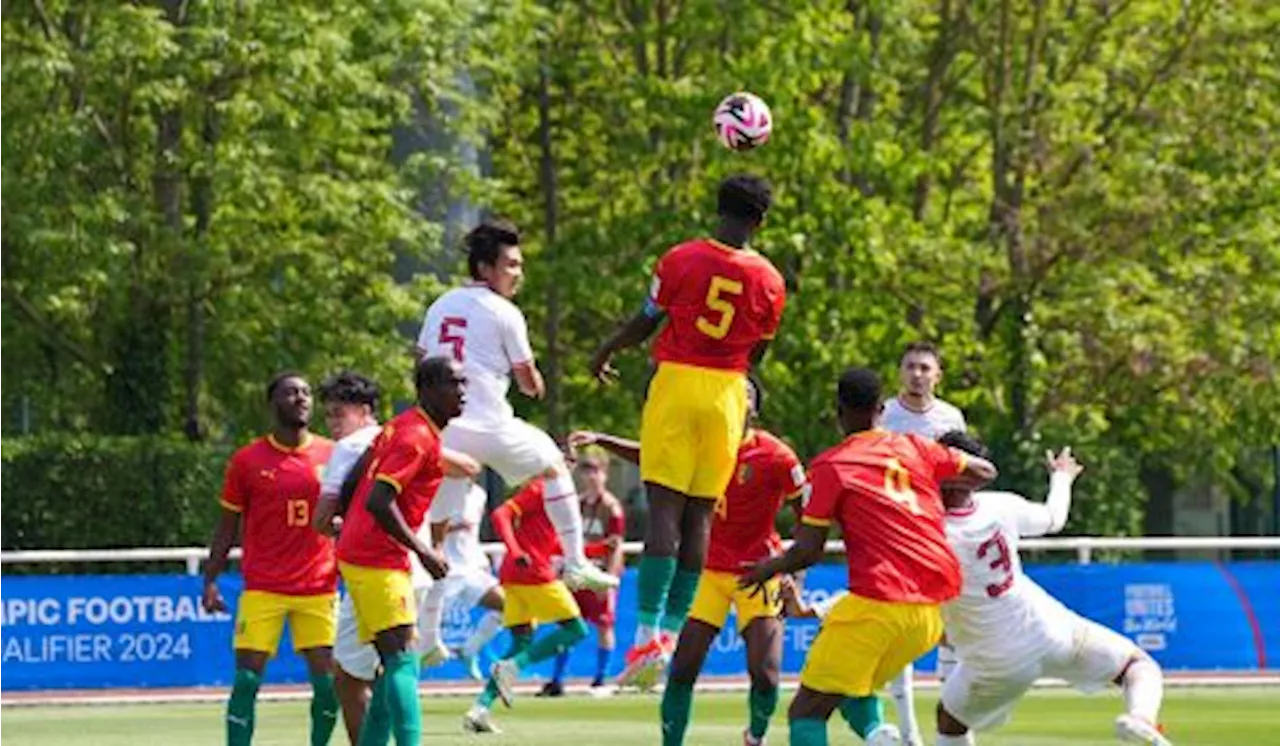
[562, 617, 589, 644]
[235, 650, 268, 675]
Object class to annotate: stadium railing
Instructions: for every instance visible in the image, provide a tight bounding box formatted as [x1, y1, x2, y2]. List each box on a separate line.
[3, 537, 1278, 575]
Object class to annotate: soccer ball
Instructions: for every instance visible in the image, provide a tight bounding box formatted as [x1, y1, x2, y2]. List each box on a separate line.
[713, 92, 772, 151]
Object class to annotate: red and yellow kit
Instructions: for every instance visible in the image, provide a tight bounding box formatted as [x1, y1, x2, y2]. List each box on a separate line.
[220, 433, 336, 654]
[798, 429, 970, 697]
[497, 479, 580, 628]
[641, 239, 788, 500]
[337, 406, 443, 643]
[691, 428, 807, 631]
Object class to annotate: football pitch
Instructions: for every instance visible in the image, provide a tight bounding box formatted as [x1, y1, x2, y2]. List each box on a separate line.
[2, 687, 1272, 745]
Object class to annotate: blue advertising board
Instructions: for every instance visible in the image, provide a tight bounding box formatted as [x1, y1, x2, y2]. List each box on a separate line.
[2, 562, 1275, 691]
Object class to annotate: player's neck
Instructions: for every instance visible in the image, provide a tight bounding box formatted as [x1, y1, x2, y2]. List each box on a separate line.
[271, 427, 308, 449]
[897, 391, 935, 413]
[712, 224, 750, 249]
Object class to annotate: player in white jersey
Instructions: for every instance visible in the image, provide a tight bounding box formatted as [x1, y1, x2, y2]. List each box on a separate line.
[417, 482, 506, 680]
[934, 431, 1171, 746]
[878, 340, 967, 745]
[416, 219, 616, 593]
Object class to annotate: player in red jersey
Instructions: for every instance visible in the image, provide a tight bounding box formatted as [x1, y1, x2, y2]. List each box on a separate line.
[202, 372, 337, 746]
[589, 174, 787, 685]
[739, 367, 997, 746]
[336, 356, 470, 746]
[572, 377, 806, 746]
[463, 478, 590, 734]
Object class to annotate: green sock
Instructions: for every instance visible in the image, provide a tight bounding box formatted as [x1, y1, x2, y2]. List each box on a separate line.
[838, 695, 884, 739]
[747, 686, 779, 739]
[309, 673, 338, 746]
[226, 668, 260, 746]
[513, 618, 589, 668]
[637, 555, 678, 633]
[659, 678, 694, 746]
[659, 568, 702, 635]
[359, 674, 391, 746]
[383, 652, 421, 745]
[790, 717, 829, 746]
[478, 631, 533, 709]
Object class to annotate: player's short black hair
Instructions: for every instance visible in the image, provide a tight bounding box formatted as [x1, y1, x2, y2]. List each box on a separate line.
[415, 356, 456, 393]
[318, 370, 380, 410]
[718, 174, 772, 223]
[465, 218, 521, 280]
[836, 367, 882, 413]
[266, 370, 307, 401]
[938, 429, 990, 461]
[901, 340, 942, 366]
[746, 374, 764, 414]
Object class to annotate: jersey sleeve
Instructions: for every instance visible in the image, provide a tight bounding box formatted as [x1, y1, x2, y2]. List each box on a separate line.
[988, 492, 1055, 537]
[756, 267, 787, 340]
[415, 305, 436, 356]
[921, 437, 969, 483]
[777, 446, 808, 501]
[219, 453, 247, 513]
[373, 429, 433, 494]
[321, 439, 366, 497]
[801, 461, 842, 527]
[648, 248, 679, 312]
[500, 304, 535, 367]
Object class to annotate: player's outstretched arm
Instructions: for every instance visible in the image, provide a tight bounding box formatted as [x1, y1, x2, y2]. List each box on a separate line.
[366, 482, 448, 578]
[568, 430, 640, 465]
[201, 509, 239, 613]
[490, 501, 532, 565]
[589, 310, 662, 383]
[1041, 447, 1083, 534]
[737, 522, 827, 594]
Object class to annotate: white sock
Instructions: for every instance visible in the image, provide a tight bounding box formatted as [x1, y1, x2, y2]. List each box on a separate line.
[1122, 656, 1164, 724]
[463, 610, 504, 658]
[543, 472, 587, 567]
[936, 733, 975, 745]
[418, 581, 448, 649]
[889, 665, 920, 737]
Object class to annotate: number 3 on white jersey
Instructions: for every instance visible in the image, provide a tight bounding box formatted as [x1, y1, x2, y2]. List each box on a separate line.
[439, 317, 467, 361]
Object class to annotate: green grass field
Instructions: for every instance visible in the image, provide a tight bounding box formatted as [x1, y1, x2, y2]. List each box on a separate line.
[2, 687, 1270, 745]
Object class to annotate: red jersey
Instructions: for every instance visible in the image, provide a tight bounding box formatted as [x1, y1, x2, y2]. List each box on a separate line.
[802, 429, 969, 604]
[649, 239, 786, 372]
[220, 434, 336, 595]
[498, 480, 563, 586]
[336, 407, 444, 571]
[706, 429, 807, 573]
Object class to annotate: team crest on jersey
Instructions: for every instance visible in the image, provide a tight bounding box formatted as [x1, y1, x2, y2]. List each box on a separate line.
[737, 463, 754, 485]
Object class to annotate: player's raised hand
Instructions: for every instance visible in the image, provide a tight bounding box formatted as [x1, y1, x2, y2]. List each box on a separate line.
[589, 349, 619, 385]
[736, 559, 776, 597]
[442, 447, 482, 479]
[567, 431, 600, 451]
[201, 581, 227, 614]
[1045, 447, 1084, 478]
[418, 547, 450, 580]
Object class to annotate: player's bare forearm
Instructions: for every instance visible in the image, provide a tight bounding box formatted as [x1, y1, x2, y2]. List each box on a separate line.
[513, 362, 546, 399]
[595, 433, 641, 465]
[430, 521, 449, 549]
[441, 447, 481, 479]
[591, 311, 660, 380]
[202, 510, 240, 584]
[748, 338, 773, 367]
[490, 504, 529, 559]
[313, 496, 341, 536]
[366, 483, 431, 557]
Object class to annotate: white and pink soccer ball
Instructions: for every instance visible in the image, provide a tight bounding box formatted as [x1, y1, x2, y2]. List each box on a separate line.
[713, 92, 772, 151]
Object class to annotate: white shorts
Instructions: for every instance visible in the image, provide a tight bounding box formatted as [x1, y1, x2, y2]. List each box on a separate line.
[334, 586, 432, 681]
[435, 570, 499, 613]
[941, 617, 1139, 731]
[434, 417, 564, 516]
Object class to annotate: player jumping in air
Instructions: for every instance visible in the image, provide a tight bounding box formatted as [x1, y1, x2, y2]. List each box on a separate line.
[589, 174, 787, 685]
[417, 219, 617, 594]
[203, 373, 337, 746]
[933, 431, 1172, 746]
[464, 478, 590, 734]
[571, 377, 807, 746]
[336, 357, 473, 745]
[738, 367, 996, 746]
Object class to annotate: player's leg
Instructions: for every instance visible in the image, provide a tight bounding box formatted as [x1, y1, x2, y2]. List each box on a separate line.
[332, 593, 378, 745]
[467, 622, 533, 734]
[1056, 619, 1170, 744]
[887, 664, 923, 745]
[660, 618, 719, 746]
[741, 615, 783, 746]
[937, 656, 1038, 743]
[788, 686, 844, 746]
[228, 591, 286, 746]
[634, 481, 686, 646]
[662, 497, 717, 640]
[291, 593, 340, 746]
[342, 563, 420, 746]
[592, 591, 618, 687]
[418, 576, 458, 667]
[493, 583, 587, 691]
[457, 582, 505, 681]
[547, 588, 598, 696]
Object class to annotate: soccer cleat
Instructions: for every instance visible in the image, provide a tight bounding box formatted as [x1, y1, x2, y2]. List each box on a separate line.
[1115, 715, 1172, 745]
[491, 659, 519, 708]
[536, 681, 565, 698]
[866, 724, 904, 746]
[615, 634, 674, 692]
[463, 705, 502, 734]
[561, 562, 620, 592]
[420, 640, 452, 668]
[742, 727, 766, 745]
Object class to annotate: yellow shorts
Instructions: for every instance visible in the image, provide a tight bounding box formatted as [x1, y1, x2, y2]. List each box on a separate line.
[640, 362, 748, 499]
[503, 581, 580, 628]
[233, 590, 337, 655]
[799, 593, 944, 697]
[688, 570, 781, 632]
[339, 562, 415, 644]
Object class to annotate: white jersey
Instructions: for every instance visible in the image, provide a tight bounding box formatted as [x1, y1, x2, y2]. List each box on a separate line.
[942, 491, 1075, 667]
[440, 484, 490, 572]
[417, 285, 535, 427]
[320, 424, 382, 496]
[881, 396, 966, 439]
